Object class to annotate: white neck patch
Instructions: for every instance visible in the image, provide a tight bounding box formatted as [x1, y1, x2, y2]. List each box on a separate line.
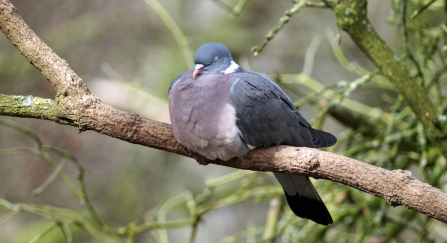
[222, 60, 240, 74]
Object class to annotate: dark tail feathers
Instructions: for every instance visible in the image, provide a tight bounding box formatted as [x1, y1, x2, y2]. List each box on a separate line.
[312, 129, 337, 148]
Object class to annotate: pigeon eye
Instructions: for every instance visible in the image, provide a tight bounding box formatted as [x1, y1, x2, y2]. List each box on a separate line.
[213, 56, 219, 62]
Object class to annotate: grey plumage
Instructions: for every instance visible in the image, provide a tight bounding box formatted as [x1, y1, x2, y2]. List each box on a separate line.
[168, 42, 336, 225]
[228, 71, 335, 149]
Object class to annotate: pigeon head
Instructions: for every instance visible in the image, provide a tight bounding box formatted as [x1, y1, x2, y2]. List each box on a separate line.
[192, 43, 239, 78]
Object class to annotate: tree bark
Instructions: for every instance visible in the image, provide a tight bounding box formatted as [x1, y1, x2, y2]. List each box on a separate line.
[1, 0, 446, 224]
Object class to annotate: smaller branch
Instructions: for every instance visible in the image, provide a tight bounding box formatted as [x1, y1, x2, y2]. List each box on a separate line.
[261, 196, 282, 243]
[259, 213, 295, 243]
[279, 74, 388, 123]
[219, 227, 265, 243]
[330, 0, 446, 140]
[210, 0, 234, 13]
[0, 95, 62, 122]
[32, 159, 67, 196]
[327, 105, 380, 137]
[58, 222, 73, 243]
[0, 118, 42, 147]
[0, 147, 82, 197]
[42, 145, 111, 232]
[143, 0, 193, 67]
[411, 0, 437, 19]
[135, 218, 196, 233]
[187, 220, 199, 243]
[401, 0, 425, 84]
[251, 1, 327, 55]
[325, 28, 370, 76]
[302, 35, 322, 76]
[0, 198, 100, 235]
[229, 0, 249, 18]
[29, 223, 59, 243]
[444, 0, 447, 48]
[185, 192, 199, 243]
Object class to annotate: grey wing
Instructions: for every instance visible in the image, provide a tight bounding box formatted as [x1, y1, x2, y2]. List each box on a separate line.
[227, 72, 336, 149]
[228, 72, 334, 225]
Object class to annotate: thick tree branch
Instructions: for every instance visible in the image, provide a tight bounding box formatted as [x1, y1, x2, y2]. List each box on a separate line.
[1, 0, 447, 224]
[217, 146, 447, 224]
[0, 1, 90, 98]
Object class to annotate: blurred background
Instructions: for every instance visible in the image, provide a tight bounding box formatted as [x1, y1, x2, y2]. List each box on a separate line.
[1, 0, 446, 242]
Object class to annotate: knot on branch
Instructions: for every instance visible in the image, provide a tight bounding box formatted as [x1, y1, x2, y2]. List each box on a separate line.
[296, 148, 320, 171]
[385, 169, 414, 207]
[81, 95, 100, 107]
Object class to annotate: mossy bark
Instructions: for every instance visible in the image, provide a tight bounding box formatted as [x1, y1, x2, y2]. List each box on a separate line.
[0, 95, 65, 121]
[328, 0, 445, 140]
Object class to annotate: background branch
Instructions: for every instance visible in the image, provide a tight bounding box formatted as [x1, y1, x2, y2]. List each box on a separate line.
[326, 0, 446, 141]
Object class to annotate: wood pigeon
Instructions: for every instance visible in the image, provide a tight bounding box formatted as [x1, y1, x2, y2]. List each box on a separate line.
[168, 42, 337, 225]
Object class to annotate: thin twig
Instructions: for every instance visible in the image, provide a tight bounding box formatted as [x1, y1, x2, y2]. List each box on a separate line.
[143, 0, 193, 67]
[42, 145, 111, 233]
[261, 196, 282, 243]
[411, 0, 437, 19]
[32, 159, 67, 196]
[303, 35, 322, 76]
[29, 223, 59, 243]
[251, 1, 328, 55]
[401, 0, 425, 85]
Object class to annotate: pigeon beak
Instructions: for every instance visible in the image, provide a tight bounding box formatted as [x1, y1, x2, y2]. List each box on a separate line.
[193, 64, 204, 78]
